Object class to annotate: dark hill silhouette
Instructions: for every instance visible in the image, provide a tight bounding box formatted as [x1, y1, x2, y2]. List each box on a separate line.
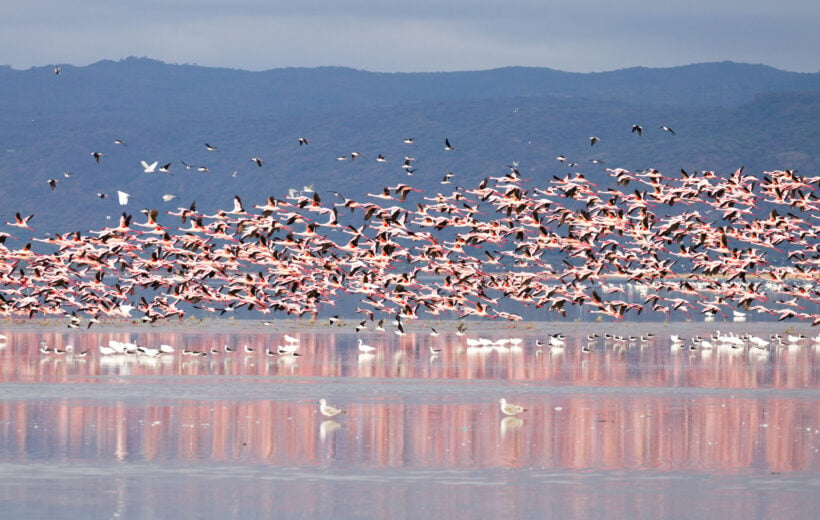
[0, 57, 818, 235]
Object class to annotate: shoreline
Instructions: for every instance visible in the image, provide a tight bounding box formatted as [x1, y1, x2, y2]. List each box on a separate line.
[1, 317, 815, 336]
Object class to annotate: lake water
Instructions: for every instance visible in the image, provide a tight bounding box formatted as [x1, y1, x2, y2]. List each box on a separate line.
[1, 320, 818, 519]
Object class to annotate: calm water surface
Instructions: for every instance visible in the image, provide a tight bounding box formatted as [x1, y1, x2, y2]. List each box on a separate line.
[0, 321, 818, 519]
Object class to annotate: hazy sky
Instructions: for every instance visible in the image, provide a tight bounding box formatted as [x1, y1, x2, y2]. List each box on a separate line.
[3, 1, 818, 73]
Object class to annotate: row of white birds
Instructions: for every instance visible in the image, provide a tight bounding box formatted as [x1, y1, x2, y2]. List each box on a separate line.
[34, 329, 820, 360]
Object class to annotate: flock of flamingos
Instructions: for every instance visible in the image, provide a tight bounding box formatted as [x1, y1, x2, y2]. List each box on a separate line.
[1, 131, 819, 330]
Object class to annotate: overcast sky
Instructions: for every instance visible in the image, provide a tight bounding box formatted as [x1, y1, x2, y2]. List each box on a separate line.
[2, 1, 818, 73]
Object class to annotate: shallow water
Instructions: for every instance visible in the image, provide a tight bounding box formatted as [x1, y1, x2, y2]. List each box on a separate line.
[1, 322, 819, 519]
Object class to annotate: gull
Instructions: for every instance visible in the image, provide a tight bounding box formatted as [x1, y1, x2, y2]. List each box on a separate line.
[251, 157, 263, 167]
[403, 137, 415, 144]
[91, 152, 103, 163]
[498, 398, 526, 416]
[158, 163, 171, 173]
[117, 191, 131, 206]
[660, 125, 676, 135]
[298, 137, 309, 146]
[444, 138, 455, 151]
[205, 143, 218, 151]
[589, 136, 601, 146]
[318, 399, 345, 417]
[54, 65, 61, 75]
[631, 124, 643, 136]
[141, 161, 158, 173]
[47, 179, 58, 191]
[441, 172, 455, 184]
[162, 194, 178, 202]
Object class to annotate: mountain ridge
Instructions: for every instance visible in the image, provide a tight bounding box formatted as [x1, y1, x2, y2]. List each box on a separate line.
[0, 57, 818, 234]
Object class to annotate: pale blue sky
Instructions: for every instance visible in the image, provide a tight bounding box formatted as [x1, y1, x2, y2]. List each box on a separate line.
[2, 1, 818, 72]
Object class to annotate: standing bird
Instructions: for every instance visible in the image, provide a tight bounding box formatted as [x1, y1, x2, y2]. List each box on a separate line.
[498, 398, 526, 416]
[357, 338, 375, 353]
[631, 124, 643, 136]
[318, 399, 345, 417]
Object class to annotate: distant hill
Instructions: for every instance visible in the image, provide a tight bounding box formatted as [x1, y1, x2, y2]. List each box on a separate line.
[1, 57, 818, 235]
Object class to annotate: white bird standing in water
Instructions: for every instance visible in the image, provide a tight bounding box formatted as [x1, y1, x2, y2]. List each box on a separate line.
[357, 338, 375, 353]
[498, 398, 526, 416]
[318, 398, 345, 417]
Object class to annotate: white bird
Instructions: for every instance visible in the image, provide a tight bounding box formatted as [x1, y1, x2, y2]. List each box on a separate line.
[116, 191, 131, 206]
[499, 398, 526, 416]
[141, 161, 158, 173]
[318, 398, 345, 417]
[357, 338, 375, 353]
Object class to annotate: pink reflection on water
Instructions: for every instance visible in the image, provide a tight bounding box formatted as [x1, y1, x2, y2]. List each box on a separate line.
[0, 326, 818, 475]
